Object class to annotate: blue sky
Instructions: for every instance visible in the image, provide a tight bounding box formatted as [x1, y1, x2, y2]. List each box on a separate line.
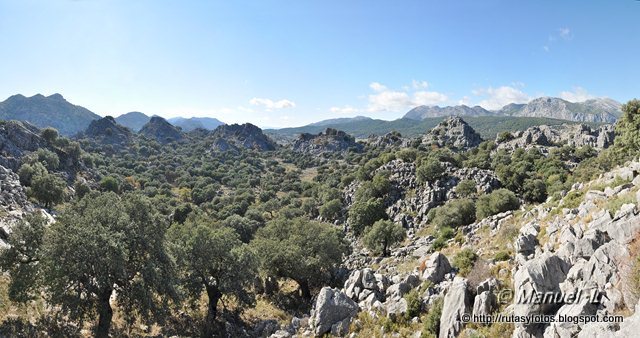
[0, 0, 638, 127]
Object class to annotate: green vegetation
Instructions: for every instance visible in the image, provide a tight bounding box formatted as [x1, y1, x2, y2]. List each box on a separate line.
[452, 248, 478, 276]
[421, 297, 443, 338]
[363, 220, 406, 256]
[476, 189, 520, 220]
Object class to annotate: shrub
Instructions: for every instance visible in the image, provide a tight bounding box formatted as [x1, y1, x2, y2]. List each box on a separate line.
[523, 178, 547, 203]
[421, 297, 443, 338]
[428, 199, 476, 229]
[494, 251, 511, 261]
[100, 176, 120, 193]
[452, 248, 478, 276]
[404, 288, 422, 320]
[455, 179, 477, 198]
[416, 158, 445, 183]
[31, 172, 66, 208]
[475, 189, 520, 220]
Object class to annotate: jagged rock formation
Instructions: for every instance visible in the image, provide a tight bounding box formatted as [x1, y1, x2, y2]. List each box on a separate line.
[210, 123, 276, 151]
[404, 105, 492, 120]
[496, 123, 615, 151]
[502, 97, 621, 123]
[365, 131, 406, 148]
[292, 128, 363, 154]
[0, 120, 46, 170]
[0, 93, 100, 135]
[422, 116, 483, 149]
[139, 116, 183, 144]
[83, 116, 134, 146]
[115, 111, 150, 132]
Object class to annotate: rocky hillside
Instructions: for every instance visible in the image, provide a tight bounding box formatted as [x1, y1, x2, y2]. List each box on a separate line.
[0, 94, 100, 135]
[115, 111, 150, 132]
[422, 116, 483, 149]
[83, 116, 134, 147]
[0, 120, 46, 170]
[210, 123, 277, 151]
[292, 128, 363, 155]
[139, 116, 184, 144]
[502, 97, 621, 123]
[404, 105, 492, 120]
[496, 123, 615, 151]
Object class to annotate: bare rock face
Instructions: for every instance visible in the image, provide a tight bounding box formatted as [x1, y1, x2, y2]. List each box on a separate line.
[0, 120, 45, 170]
[439, 277, 472, 338]
[420, 252, 452, 284]
[422, 116, 483, 149]
[496, 124, 614, 151]
[365, 131, 406, 148]
[210, 123, 277, 151]
[309, 287, 359, 336]
[293, 128, 363, 155]
[0, 165, 33, 246]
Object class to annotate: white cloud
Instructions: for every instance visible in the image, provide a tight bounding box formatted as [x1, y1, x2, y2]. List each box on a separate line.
[366, 81, 449, 112]
[559, 87, 594, 102]
[329, 105, 360, 115]
[458, 96, 471, 106]
[474, 85, 531, 110]
[413, 91, 448, 106]
[369, 82, 387, 92]
[368, 90, 412, 112]
[249, 97, 296, 110]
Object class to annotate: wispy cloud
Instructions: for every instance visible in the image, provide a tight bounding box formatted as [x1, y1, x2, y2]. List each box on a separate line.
[544, 27, 573, 52]
[249, 97, 296, 110]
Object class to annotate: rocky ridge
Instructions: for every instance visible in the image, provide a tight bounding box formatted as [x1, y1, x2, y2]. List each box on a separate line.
[292, 128, 363, 155]
[496, 123, 615, 151]
[139, 116, 184, 144]
[210, 123, 277, 152]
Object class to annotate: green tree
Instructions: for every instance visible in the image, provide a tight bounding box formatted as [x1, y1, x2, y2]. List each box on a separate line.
[40, 127, 59, 144]
[348, 198, 386, 235]
[253, 217, 349, 299]
[221, 214, 260, 243]
[41, 192, 177, 337]
[614, 99, 640, 157]
[17, 162, 47, 186]
[0, 213, 47, 303]
[31, 172, 66, 208]
[416, 158, 445, 183]
[168, 216, 256, 337]
[362, 220, 406, 256]
[319, 198, 342, 221]
[99, 176, 120, 193]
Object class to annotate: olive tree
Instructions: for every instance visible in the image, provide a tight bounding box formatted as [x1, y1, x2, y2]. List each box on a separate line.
[363, 220, 406, 256]
[41, 192, 176, 337]
[253, 217, 350, 299]
[168, 216, 256, 337]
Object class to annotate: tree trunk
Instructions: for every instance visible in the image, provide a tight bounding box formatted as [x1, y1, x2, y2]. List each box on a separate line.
[203, 284, 222, 338]
[298, 279, 311, 299]
[95, 288, 113, 338]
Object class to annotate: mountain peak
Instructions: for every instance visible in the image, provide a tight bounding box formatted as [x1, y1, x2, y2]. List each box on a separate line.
[139, 116, 183, 144]
[422, 116, 483, 149]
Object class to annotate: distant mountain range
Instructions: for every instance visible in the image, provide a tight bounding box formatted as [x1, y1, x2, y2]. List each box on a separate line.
[0, 93, 622, 140]
[168, 117, 225, 131]
[403, 97, 621, 123]
[0, 94, 100, 135]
